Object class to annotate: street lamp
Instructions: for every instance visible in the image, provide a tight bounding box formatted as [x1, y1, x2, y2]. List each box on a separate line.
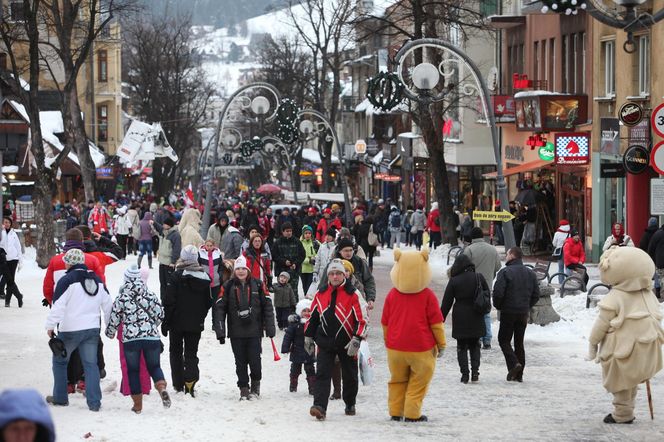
[387, 38, 517, 249]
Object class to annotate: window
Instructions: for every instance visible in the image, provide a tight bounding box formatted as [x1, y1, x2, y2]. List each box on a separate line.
[603, 40, 616, 96]
[97, 50, 107, 82]
[549, 39, 555, 91]
[580, 33, 586, 93]
[9, 1, 25, 21]
[533, 41, 539, 81]
[562, 35, 569, 93]
[573, 34, 579, 93]
[480, 0, 498, 17]
[638, 35, 650, 95]
[97, 105, 108, 142]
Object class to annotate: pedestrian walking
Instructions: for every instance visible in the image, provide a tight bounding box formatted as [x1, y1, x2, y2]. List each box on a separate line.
[154, 217, 181, 297]
[313, 228, 337, 282]
[587, 246, 664, 424]
[426, 202, 442, 249]
[0, 217, 23, 307]
[105, 265, 171, 413]
[300, 226, 320, 295]
[410, 206, 426, 251]
[273, 272, 297, 330]
[639, 217, 658, 253]
[243, 234, 272, 289]
[353, 217, 376, 271]
[213, 256, 276, 400]
[272, 222, 306, 297]
[282, 298, 316, 395]
[112, 207, 131, 258]
[492, 247, 540, 382]
[388, 206, 402, 249]
[137, 212, 155, 269]
[648, 221, 664, 299]
[441, 254, 487, 383]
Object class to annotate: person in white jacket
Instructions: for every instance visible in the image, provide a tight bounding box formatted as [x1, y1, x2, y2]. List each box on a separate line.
[45, 248, 112, 412]
[313, 227, 337, 284]
[1, 216, 23, 307]
[551, 220, 571, 284]
[602, 222, 635, 252]
[113, 206, 131, 259]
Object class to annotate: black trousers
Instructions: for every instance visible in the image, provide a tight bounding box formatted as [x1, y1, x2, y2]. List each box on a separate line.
[159, 264, 175, 301]
[498, 312, 529, 371]
[301, 273, 313, 295]
[1, 259, 20, 304]
[314, 345, 358, 411]
[116, 234, 128, 258]
[169, 330, 202, 390]
[230, 337, 262, 388]
[291, 362, 315, 377]
[456, 337, 481, 375]
[275, 307, 292, 329]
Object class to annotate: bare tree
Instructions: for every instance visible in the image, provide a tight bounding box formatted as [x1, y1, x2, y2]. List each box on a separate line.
[123, 14, 215, 197]
[0, 0, 68, 267]
[286, 0, 354, 192]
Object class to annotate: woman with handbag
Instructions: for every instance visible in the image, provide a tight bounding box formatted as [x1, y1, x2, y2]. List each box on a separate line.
[355, 216, 377, 272]
[106, 264, 171, 414]
[410, 207, 426, 251]
[551, 220, 571, 284]
[440, 254, 488, 384]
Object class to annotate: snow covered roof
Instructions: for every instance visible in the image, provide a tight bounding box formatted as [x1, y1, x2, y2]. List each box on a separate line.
[514, 90, 560, 98]
[301, 148, 339, 165]
[8, 100, 29, 122]
[39, 111, 105, 169]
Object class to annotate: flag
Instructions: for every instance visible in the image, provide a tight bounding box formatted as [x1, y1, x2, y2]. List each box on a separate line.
[185, 183, 195, 208]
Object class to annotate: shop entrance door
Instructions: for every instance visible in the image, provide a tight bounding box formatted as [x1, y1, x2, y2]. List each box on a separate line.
[559, 172, 586, 236]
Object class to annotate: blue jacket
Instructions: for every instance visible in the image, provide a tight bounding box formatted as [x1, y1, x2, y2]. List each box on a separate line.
[281, 315, 315, 364]
[0, 389, 55, 442]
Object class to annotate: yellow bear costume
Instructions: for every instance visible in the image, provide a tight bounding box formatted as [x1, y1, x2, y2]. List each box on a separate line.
[381, 249, 446, 421]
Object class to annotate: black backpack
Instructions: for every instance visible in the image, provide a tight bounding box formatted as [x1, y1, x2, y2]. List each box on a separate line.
[390, 212, 401, 228]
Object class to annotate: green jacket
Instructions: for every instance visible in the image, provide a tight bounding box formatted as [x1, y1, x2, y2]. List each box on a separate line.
[300, 238, 320, 274]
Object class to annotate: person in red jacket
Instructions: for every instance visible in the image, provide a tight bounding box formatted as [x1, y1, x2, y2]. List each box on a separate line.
[316, 209, 342, 242]
[87, 201, 111, 236]
[76, 225, 123, 275]
[563, 229, 588, 285]
[305, 259, 366, 421]
[243, 233, 272, 289]
[426, 202, 442, 249]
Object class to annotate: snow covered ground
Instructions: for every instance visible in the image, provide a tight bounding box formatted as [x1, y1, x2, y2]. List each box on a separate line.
[2, 245, 664, 441]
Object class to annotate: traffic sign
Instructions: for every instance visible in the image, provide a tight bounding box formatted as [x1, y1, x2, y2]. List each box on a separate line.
[472, 210, 515, 222]
[651, 141, 664, 175]
[652, 103, 664, 138]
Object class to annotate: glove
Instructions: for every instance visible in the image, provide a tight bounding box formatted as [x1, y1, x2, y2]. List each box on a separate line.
[437, 347, 445, 359]
[586, 343, 598, 361]
[161, 323, 168, 337]
[345, 336, 361, 358]
[218, 337, 225, 345]
[41, 298, 50, 307]
[304, 337, 316, 356]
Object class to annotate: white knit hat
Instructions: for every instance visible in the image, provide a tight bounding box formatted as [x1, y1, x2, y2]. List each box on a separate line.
[296, 298, 312, 317]
[63, 248, 85, 266]
[124, 264, 142, 281]
[234, 255, 248, 271]
[327, 258, 345, 275]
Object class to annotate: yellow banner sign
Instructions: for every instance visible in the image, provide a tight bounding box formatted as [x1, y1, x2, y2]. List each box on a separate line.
[472, 210, 515, 222]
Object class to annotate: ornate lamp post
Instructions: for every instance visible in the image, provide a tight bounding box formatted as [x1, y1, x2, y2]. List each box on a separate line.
[382, 38, 517, 249]
[200, 82, 281, 236]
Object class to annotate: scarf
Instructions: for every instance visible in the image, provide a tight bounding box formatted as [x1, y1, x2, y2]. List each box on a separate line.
[63, 240, 84, 252]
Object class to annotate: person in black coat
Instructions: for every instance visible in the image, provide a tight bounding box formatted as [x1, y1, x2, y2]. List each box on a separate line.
[492, 247, 540, 383]
[354, 216, 376, 271]
[214, 255, 276, 400]
[640, 217, 659, 252]
[441, 254, 488, 384]
[281, 299, 316, 394]
[162, 245, 211, 397]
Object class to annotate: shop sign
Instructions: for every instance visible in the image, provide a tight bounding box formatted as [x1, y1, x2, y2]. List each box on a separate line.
[554, 132, 590, 165]
[472, 210, 515, 222]
[622, 145, 650, 174]
[600, 163, 625, 178]
[538, 142, 555, 161]
[628, 119, 650, 147]
[651, 179, 664, 215]
[651, 141, 664, 175]
[491, 95, 515, 122]
[600, 118, 620, 155]
[375, 173, 401, 182]
[354, 139, 367, 155]
[652, 103, 664, 138]
[95, 167, 114, 180]
[619, 102, 643, 127]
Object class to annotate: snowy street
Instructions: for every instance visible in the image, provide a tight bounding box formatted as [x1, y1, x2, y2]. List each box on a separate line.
[2, 246, 664, 441]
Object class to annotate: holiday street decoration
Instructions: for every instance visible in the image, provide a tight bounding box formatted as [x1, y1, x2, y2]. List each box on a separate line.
[540, 0, 587, 15]
[366, 71, 404, 112]
[276, 99, 300, 145]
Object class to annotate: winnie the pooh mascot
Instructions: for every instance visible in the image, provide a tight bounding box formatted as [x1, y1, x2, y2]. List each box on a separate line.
[588, 246, 664, 424]
[381, 248, 446, 422]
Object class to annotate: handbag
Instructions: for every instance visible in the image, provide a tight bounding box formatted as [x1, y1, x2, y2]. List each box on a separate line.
[551, 246, 563, 259]
[410, 225, 417, 234]
[473, 273, 492, 315]
[367, 224, 379, 247]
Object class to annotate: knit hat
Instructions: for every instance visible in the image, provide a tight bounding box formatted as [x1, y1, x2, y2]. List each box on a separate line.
[337, 237, 354, 251]
[327, 258, 345, 275]
[323, 208, 332, 215]
[295, 298, 312, 316]
[326, 227, 337, 238]
[234, 255, 248, 271]
[559, 219, 570, 226]
[341, 259, 354, 275]
[571, 229, 579, 237]
[63, 248, 85, 266]
[279, 271, 291, 282]
[302, 225, 313, 235]
[180, 244, 199, 262]
[649, 217, 659, 227]
[124, 264, 142, 281]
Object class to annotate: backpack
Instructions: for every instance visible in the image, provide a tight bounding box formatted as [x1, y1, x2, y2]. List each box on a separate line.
[390, 212, 401, 229]
[473, 273, 492, 315]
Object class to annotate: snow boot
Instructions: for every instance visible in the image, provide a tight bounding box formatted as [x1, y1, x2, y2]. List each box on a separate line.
[345, 405, 356, 416]
[603, 414, 634, 424]
[310, 405, 326, 421]
[306, 376, 316, 395]
[289, 375, 298, 393]
[390, 416, 403, 422]
[131, 394, 143, 414]
[460, 374, 469, 384]
[155, 380, 171, 408]
[471, 372, 479, 383]
[250, 380, 260, 398]
[239, 387, 251, 400]
[16, 292, 23, 308]
[507, 363, 523, 382]
[137, 255, 143, 269]
[404, 415, 428, 423]
[184, 380, 197, 398]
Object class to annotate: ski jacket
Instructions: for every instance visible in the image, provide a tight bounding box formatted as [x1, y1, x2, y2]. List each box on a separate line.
[282, 315, 315, 364]
[156, 227, 181, 266]
[300, 238, 320, 274]
[106, 279, 163, 343]
[82, 237, 123, 273]
[220, 226, 243, 260]
[45, 264, 112, 332]
[273, 282, 296, 308]
[113, 213, 131, 236]
[43, 251, 104, 304]
[138, 212, 154, 241]
[162, 266, 211, 332]
[305, 279, 367, 349]
[427, 209, 441, 233]
[318, 253, 376, 302]
[563, 237, 586, 267]
[213, 277, 276, 339]
[198, 246, 223, 287]
[492, 258, 540, 314]
[316, 217, 342, 242]
[0, 228, 22, 261]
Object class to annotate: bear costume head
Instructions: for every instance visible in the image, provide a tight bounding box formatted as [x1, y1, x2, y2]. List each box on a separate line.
[390, 248, 431, 294]
[599, 246, 654, 292]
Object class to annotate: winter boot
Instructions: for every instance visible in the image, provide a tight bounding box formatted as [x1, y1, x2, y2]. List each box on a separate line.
[155, 380, 171, 408]
[507, 363, 523, 382]
[16, 292, 23, 308]
[310, 405, 326, 421]
[471, 372, 479, 383]
[460, 374, 469, 384]
[131, 394, 143, 414]
[239, 387, 251, 400]
[250, 380, 260, 398]
[289, 375, 298, 393]
[184, 380, 197, 398]
[404, 415, 428, 423]
[137, 255, 143, 269]
[306, 376, 316, 396]
[148, 255, 153, 269]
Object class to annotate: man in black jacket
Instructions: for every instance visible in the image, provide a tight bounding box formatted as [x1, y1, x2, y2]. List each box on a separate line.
[272, 222, 306, 296]
[492, 247, 539, 382]
[214, 255, 276, 400]
[648, 223, 664, 299]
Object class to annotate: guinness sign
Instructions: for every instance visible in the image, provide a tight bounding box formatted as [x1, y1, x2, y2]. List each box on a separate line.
[623, 145, 650, 174]
[619, 102, 644, 127]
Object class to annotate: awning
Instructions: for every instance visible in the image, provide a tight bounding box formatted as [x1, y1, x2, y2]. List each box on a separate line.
[483, 159, 553, 178]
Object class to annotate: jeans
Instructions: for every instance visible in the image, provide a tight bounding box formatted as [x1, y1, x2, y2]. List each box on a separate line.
[498, 312, 529, 372]
[52, 328, 101, 409]
[169, 330, 201, 390]
[138, 240, 153, 257]
[123, 340, 165, 395]
[314, 344, 358, 411]
[230, 337, 262, 388]
[557, 259, 566, 284]
[482, 313, 492, 346]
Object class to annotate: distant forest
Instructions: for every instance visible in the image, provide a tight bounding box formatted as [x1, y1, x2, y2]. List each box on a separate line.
[138, 0, 283, 28]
